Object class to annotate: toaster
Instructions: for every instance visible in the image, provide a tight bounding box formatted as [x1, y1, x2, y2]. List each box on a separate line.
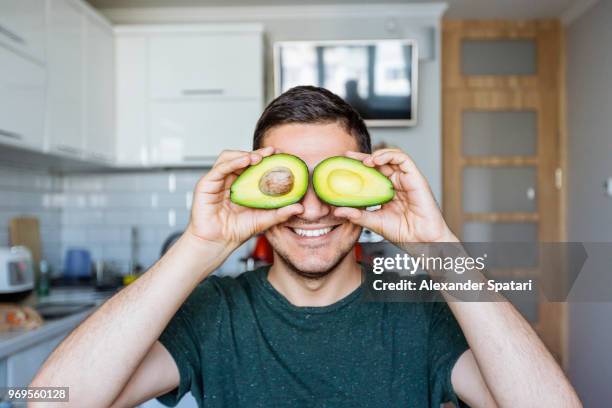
[0, 246, 35, 294]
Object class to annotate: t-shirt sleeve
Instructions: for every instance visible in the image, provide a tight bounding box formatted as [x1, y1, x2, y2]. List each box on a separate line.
[156, 279, 221, 407]
[427, 301, 470, 408]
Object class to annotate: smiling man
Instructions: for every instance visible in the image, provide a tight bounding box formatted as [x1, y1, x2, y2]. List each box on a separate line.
[31, 86, 580, 408]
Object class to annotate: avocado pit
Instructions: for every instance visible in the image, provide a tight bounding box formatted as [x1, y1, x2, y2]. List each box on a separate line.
[258, 166, 294, 196]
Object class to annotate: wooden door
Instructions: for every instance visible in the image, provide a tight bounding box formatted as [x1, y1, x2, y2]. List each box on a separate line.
[442, 21, 566, 365]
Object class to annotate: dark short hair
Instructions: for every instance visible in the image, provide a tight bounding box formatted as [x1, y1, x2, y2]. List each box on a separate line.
[253, 86, 372, 153]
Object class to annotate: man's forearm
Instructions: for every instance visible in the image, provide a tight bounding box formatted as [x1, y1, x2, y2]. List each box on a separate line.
[30, 233, 234, 407]
[448, 300, 580, 407]
[437, 235, 580, 406]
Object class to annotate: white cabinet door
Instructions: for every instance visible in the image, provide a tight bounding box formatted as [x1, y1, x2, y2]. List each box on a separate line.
[0, 0, 46, 63]
[149, 34, 262, 100]
[45, 0, 85, 158]
[6, 334, 65, 387]
[149, 100, 260, 164]
[0, 46, 45, 149]
[84, 16, 115, 163]
[115, 35, 149, 166]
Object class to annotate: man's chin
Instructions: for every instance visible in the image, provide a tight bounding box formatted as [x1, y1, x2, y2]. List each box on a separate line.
[276, 253, 345, 280]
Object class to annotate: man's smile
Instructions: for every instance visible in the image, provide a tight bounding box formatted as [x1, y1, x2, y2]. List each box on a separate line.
[284, 223, 343, 240]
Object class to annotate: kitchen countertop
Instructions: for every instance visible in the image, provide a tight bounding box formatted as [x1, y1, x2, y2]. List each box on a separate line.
[0, 287, 117, 359]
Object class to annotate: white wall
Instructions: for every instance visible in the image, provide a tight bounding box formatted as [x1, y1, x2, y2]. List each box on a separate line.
[565, 0, 612, 405]
[103, 4, 446, 202]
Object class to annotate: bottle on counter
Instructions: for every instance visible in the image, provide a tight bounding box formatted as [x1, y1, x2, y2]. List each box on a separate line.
[37, 259, 50, 297]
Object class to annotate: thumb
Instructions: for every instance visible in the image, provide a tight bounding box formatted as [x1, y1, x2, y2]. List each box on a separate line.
[334, 207, 382, 234]
[253, 203, 304, 232]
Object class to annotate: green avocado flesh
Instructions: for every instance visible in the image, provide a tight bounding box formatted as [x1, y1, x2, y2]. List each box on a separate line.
[230, 153, 309, 209]
[312, 156, 395, 207]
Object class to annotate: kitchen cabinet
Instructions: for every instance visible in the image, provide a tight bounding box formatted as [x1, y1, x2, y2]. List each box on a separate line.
[0, 0, 46, 63]
[45, 0, 85, 157]
[150, 100, 260, 164]
[0, 0, 115, 163]
[115, 24, 264, 167]
[84, 15, 115, 163]
[149, 34, 261, 99]
[45, 0, 115, 162]
[115, 35, 149, 165]
[0, 45, 46, 150]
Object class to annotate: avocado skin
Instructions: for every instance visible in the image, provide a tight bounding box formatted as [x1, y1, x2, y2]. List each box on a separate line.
[230, 153, 309, 209]
[312, 156, 395, 207]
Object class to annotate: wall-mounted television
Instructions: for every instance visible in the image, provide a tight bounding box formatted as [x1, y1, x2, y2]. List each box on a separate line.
[274, 39, 418, 127]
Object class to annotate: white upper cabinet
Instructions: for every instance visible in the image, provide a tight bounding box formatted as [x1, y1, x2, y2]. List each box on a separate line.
[0, 45, 45, 149]
[0, 0, 46, 63]
[0, 0, 46, 151]
[0, 0, 114, 164]
[115, 35, 149, 165]
[45, 0, 115, 162]
[150, 100, 261, 164]
[149, 33, 262, 100]
[115, 24, 264, 167]
[84, 16, 115, 162]
[45, 0, 85, 157]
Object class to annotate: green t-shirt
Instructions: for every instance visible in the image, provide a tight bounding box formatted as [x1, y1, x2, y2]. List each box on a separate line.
[158, 266, 469, 408]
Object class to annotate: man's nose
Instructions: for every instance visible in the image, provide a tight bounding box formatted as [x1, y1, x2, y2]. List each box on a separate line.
[299, 184, 330, 221]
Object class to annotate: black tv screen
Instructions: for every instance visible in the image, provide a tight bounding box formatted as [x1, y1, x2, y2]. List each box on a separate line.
[274, 39, 418, 127]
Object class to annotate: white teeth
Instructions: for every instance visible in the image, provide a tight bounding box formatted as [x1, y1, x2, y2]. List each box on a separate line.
[293, 227, 333, 237]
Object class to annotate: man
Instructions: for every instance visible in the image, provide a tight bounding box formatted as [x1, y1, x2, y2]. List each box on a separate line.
[31, 86, 580, 407]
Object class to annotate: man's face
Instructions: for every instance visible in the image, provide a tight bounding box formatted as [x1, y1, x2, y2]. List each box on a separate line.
[262, 122, 362, 278]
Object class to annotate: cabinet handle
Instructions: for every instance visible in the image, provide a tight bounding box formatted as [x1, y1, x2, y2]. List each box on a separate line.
[0, 128, 23, 140]
[55, 144, 82, 155]
[0, 24, 26, 44]
[182, 89, 225, 96]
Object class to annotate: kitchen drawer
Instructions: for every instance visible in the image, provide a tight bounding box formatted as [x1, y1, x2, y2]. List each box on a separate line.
[0, 0, 46, 63]
[149, 33, 262, 100]
[0, 45, 45, 150]
[149, 99, 260, 164]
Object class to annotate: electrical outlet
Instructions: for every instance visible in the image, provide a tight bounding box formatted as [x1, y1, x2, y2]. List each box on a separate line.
[605, 178, 612, 197]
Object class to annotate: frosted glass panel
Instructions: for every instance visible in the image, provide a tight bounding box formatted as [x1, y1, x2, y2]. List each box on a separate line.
[463, 167, 537, 212]
[463, 111, 537, 156]
[462, 39, 536, 75]
[463, 222, 538, 242]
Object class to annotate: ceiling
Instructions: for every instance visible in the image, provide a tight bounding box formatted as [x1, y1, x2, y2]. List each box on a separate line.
[85, 0, 583, 19]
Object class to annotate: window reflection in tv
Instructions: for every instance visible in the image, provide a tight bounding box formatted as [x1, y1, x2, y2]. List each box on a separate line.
[275, 40, 418, 126]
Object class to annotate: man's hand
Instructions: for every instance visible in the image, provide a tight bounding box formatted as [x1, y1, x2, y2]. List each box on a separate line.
[187, 146, 304, 250]
[334, 148, 455, 243]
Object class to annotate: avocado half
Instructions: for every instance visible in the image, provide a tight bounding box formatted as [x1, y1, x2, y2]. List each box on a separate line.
[312, 156, 395, 207]
[230, 153, 309, 209]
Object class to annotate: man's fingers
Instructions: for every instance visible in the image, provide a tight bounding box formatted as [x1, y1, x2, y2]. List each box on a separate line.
[202, 155, 251, 187]
[253, 203, 304, 232]
[372, 147, 402, 155]
[213, 146, 274, 167]
[333, 207, 382, 234]
[345, 150, 370, 161]
[370, 150, 423, 177]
